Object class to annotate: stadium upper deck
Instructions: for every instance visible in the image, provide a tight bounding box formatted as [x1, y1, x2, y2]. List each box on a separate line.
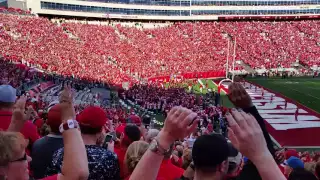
[6, 0, 320, 20]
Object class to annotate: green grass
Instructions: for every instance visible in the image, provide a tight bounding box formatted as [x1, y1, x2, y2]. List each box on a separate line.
[192, 79, 234, 108]
[247, 77, 320, 113]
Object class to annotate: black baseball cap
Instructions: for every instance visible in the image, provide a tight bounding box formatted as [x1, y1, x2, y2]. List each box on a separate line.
[192, 133, 230, 169]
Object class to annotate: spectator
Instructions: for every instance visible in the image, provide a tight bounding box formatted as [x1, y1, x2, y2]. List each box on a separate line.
[227, 82, 276, 180]
[114, 124, 141, 179]
[0, 132, 31, 180]
[304, 162, 316, 174]
[283, 156, 305, 177]
[285, 149, 299, 160]
[46, 106, 120, 180]
[191, 133, 230, 179]
[226, 143, 243, 179]
[157, 144, 184, 180]
[288, 168, 318, 180]
[124, 141, 149, 180]
[182, 148, 192, 170]
[0, 86, 89, 180]
[31, 104, 64, 179]
[129, 106, 286, 180]
[0, 85, 40, 154]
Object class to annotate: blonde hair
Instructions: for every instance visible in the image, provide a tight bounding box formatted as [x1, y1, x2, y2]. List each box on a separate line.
[0, 131, 26, 166]
[125, 141, 149, 173]
[182, 149, 192, 169]
[305, 162, 316, 174]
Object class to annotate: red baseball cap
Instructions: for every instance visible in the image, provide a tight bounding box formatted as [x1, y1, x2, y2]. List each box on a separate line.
[285, 149, 299, 160]
[127, 115, 142, 126]
[47, 104, 62, 133]
[116, 124, 126, 135]
[77, 106, 107, 128]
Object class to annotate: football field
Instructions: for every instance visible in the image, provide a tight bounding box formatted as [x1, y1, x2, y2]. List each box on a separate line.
[247, 77, 320, 113]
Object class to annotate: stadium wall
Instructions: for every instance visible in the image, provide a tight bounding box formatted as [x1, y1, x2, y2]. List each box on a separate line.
[6, 0, 320, 20]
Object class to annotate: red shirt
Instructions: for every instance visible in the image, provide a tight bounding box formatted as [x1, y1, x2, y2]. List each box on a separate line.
[41, 174, 58, 180]
[158, 159, 184, 180]
[114, 146, 128, 179]
[0, 110, 40, 154]
[171, 156, 183, 168]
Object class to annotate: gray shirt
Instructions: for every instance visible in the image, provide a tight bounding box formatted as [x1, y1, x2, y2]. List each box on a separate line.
[31, 134, 64, 179]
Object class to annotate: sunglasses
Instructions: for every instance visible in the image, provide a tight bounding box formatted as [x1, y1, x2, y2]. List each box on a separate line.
[10, 153, 27, 163]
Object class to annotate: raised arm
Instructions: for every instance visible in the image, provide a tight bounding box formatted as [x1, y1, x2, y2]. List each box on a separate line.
[227, 82, 275, 155]
[225, 109, 286, 180]
[130, 107, 199, 180]
[58, 85, 89, 180]
[7, 95, 28, 132]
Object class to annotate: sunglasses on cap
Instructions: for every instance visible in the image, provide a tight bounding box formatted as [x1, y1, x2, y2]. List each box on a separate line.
[10, 153, 27, 163]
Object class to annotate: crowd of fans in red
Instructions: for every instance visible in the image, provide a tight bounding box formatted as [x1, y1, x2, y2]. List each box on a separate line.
[1, 13, 320, 86]
[1, 10, 320, 180]
[0, 60, 320, 180]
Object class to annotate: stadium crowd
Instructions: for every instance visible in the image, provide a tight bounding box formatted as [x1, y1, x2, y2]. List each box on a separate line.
[0, 13, 319, 86]
[0, 10, 320, 180]
[0, 60, 320, 180]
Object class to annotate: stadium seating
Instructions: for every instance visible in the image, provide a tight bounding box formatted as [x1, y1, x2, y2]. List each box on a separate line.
[0, 13, 319, 85]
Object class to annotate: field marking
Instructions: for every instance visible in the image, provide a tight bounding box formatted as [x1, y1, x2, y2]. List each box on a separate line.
[211, 80, 228, 94]
[284, 86, 320, 100]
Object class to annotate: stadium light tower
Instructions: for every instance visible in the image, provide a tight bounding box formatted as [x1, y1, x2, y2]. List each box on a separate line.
[226, 35, 231, 79]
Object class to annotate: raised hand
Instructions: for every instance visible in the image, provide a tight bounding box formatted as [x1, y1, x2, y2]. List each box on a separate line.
[227, 82, 253, 109]
[9, 95, 27, 132]
[158, 106, 199, 148]
[225, 109, 272, 163]
[59, 85, 75, 123]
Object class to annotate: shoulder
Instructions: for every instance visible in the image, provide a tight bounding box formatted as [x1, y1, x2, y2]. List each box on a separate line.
[52, 147, 64, 160]
[32, 136, 47, 150]
[87, 145, 117, 158]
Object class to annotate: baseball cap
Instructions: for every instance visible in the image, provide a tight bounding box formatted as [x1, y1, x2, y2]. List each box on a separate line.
[192, 134, 230, 169]
[127, 114, 142, 126]
[47, 104, 62, 133]
[0, 85, 16, 103]
[285, 149, 299, 160]
[77, 106, 107, 128]
[283, 156, 304, 169]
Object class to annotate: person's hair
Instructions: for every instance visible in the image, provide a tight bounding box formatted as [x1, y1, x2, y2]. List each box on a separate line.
[288, 168, 318, 180]
[0, 132, 26, 166]
[40, 124, 50, 136]
[79, 124, 102, 135]
[125, 141, 149, 173]
[192, 134, 229, 173]
[304, 162, 316, 174]
[182, 149, 192, 170]
[0, 102, 14, 110]
[122, 125, 141, 147]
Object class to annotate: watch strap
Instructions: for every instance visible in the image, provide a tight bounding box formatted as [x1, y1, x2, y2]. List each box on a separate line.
[150, 138, 172, 156]
[59, 120, 79, 133]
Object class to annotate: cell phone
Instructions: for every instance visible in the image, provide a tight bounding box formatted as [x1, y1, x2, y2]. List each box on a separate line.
[109, 131, 117, 141]
[103, 134, 113, 148]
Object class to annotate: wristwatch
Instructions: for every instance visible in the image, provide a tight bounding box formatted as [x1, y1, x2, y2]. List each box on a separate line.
[149, 138, 172, 156]
[59, 120, 79, 133]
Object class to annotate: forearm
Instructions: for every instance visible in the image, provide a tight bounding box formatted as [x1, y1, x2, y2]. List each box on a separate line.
[7, 123, 21, 132]
[130, 131, 172, 180]
[243, 106, 275, 155]
[253, 154, 286, 180]
[60, 129, 89, 180]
